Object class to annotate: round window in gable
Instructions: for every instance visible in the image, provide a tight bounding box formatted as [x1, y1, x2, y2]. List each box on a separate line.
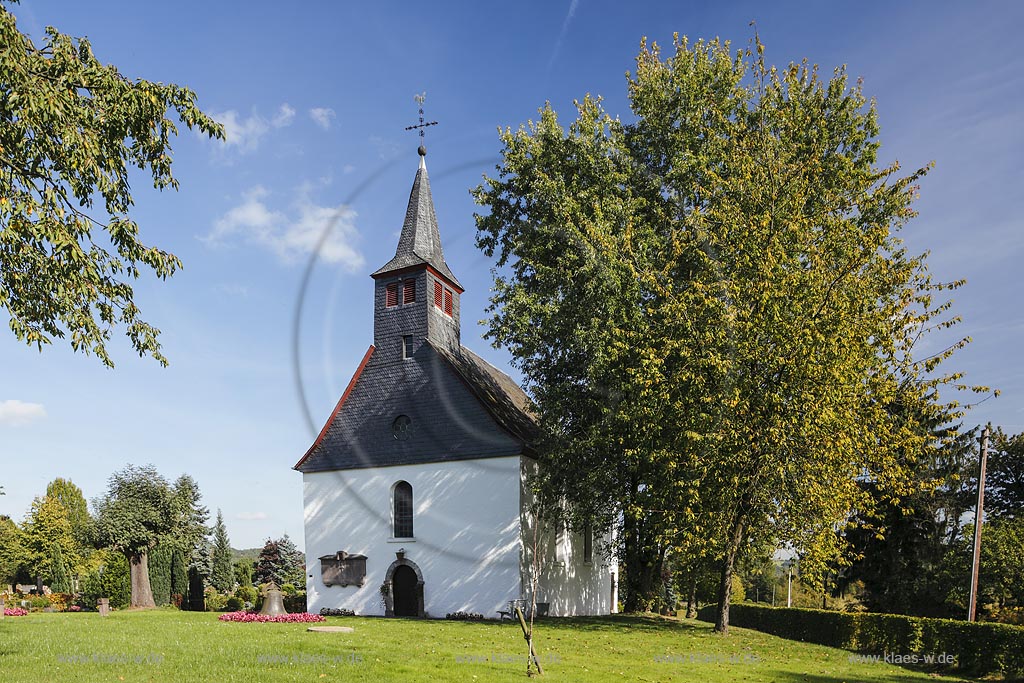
[392, 415, 412, 441]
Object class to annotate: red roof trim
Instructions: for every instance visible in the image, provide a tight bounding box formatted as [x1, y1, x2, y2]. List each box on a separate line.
[371, 264, 464, 294]
[293, 345, 375, 471]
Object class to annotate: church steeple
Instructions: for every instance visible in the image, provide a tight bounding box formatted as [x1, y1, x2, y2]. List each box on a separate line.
[370, 148, 461, 289]
[370, 146, 463, 362]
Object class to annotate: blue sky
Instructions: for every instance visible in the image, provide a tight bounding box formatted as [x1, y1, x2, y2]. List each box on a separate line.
[1, 1, 1022, 549]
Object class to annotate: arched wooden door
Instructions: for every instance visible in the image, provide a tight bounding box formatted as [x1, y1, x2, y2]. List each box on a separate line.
[392, 564, 419, 617]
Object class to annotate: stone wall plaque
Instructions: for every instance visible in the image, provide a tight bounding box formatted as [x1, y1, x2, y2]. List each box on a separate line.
[319, 551, 367, 587]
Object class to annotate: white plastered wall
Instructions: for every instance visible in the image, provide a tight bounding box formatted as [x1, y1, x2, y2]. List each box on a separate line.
[303, 456, 522, 617]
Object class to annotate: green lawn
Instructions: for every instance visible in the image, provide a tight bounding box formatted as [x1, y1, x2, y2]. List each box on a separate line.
[0, 610, 980, 682]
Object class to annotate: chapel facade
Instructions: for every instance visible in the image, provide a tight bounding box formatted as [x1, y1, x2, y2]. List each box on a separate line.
[295, 146, 617, 618]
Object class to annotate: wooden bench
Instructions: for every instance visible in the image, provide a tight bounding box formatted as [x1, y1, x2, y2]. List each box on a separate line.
[497, 599, 525, 621]
[497, 599, 550, 620]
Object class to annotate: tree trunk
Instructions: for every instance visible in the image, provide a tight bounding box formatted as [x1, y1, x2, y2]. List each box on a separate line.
[128, 551, 156, 608]
[714, 513, 746, 634]
[621, 506, 662, 612]
[685, 575, 698, 619]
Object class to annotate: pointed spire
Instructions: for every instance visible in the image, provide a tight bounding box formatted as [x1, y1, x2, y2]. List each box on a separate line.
[371, 150, 462, 289]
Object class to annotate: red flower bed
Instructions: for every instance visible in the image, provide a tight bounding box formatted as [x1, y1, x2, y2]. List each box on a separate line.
[4, 607, 28, 617]
[218, 611, 325, 623]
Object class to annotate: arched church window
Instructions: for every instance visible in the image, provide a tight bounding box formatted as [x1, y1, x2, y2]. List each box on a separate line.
[393, 481, 413, 538]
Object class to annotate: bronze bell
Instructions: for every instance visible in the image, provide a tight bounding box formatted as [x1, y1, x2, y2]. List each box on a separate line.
[259, 582, 288, 616]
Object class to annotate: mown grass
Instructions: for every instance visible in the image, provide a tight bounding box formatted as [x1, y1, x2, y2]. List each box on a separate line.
[0, 610, 980, 682]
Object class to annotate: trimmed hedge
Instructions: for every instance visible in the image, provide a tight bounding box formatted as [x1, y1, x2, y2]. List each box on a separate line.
[696, 603, 1024, 678]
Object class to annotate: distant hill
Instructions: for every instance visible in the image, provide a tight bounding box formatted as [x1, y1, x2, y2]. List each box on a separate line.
[230, 547, 262, 563]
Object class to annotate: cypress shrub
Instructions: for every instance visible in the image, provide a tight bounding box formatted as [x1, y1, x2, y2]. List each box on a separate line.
[170, 549, 188, 604]
[49, 545, 72, 593]
[147, 546, 172, 607]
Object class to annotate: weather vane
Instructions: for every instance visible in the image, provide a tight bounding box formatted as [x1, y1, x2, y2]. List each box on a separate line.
[404, 92, 438, 155]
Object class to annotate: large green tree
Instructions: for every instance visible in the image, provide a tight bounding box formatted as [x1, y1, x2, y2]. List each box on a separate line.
[233, 558, 254, 588]
[0, 4, 222, 366]
[985, 428, 1024, 519]
[0, 514, 25, 587]
[93, 465, 176, 608]
[44, 478, 94, 567]
[474, 34, 986, 632]
[168, 474, 209, 610]
[209, 509, 233, 593]
[22, 491, 80, 588]
[169, 475, 209, 566]
[842, 415, 977, 617]
[254, 535, 303, 588]
[941, 518, 1024, 616]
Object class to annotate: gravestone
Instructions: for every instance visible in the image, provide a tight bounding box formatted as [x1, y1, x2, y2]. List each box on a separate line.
[97, 597, 109, 616]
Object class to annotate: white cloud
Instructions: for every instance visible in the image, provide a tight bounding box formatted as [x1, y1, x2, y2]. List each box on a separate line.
[0, 400, 46, 426]
[212, 110, 269, 152]
[272, 103, 296, 128]
[548, 0, 580, 70]
[309, 107, 336, 131]
[205, 185, 364, 271]
[210, 103, 295, 153]
[236, 511, 268, 521]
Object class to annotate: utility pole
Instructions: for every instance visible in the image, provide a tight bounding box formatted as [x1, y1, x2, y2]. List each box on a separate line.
[968, 426, 990, 622]
[787, 562, 793, 608]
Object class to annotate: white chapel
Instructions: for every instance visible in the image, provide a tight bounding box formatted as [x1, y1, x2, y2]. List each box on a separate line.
[295, 144, 617, 618]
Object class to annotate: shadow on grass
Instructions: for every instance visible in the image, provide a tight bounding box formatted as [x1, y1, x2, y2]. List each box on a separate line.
[519, 613, 711, 633]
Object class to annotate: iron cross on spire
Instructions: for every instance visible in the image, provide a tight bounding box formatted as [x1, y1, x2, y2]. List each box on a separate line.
[404, 92, 438, 156]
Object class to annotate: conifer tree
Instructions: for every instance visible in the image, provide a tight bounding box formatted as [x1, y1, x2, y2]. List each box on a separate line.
[210, 510, 234, 593]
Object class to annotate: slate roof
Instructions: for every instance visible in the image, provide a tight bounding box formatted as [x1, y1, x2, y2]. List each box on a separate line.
[430, 342, 539, 446]
[294, 342, 538, 473]
[371, 154, 462, 289]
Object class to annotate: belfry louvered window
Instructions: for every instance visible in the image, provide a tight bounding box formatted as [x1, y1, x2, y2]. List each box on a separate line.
[434, 281, 443, 308]
[403, 279, 416, 304]
[444, 289, 453, 316]
[385, 282, 398, 308]
[393, 481, 413, 538]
